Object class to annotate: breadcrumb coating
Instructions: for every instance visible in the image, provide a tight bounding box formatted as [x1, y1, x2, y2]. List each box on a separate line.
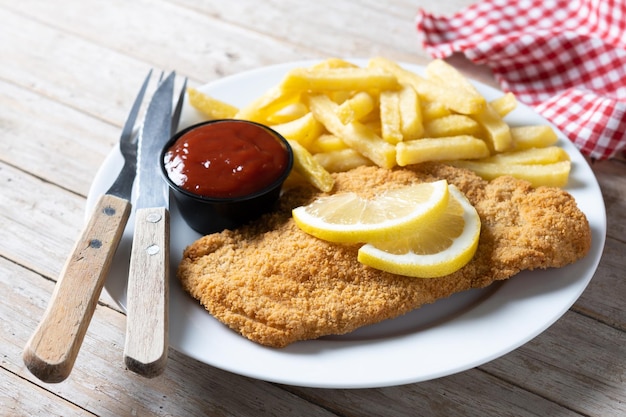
[178, 163, 591, 347]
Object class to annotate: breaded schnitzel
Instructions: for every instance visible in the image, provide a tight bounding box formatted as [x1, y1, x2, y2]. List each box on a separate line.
[178, 163, 591, 348]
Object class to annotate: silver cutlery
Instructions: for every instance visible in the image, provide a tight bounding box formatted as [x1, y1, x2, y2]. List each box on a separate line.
[23, 71, 153, 383]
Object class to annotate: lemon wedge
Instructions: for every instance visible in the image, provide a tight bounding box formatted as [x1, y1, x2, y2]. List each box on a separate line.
[292, 180, 449, 243]
[357, 184, 481, 278]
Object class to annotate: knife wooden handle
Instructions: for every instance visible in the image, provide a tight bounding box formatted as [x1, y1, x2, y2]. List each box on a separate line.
[124, 206, 169, 378]
[23, 194, 131, 383]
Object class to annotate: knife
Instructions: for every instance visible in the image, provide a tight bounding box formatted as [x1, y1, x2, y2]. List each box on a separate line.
[123, 71, 180, 378]
[22, 71, 153, 383]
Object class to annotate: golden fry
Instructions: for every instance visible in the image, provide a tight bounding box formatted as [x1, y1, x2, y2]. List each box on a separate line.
[396, 136, 490, 166]
[379, 90, 403, 144]
[425, 59, 482, 96]
[187, 87, 239, 119]
[424, 114, 481, 138]
[234, 86, 300, 123]
[490, 92, 517, 118]
[398, 84, 424, 140]
[309, 58, 359, 70]
[288, 139, 335, 192]
[270, 113, 324, 147]
[369, 57, 486, 114]
[479, 146, 570, 165]
[281, 67, 399, 92]
[511, 125, 559, 150]
[425, 59, 513, 151]
[265, 102, 308, 124]
[470, 105, 513, 152]
[313, 148, 373, 172]
[308, 134, 348, 153]
[449, 160, 571, 188]
[421, 101, 451, 121]
[342, 122, 397, 169]
[307, 94, 396, 169]
[336, 91, 376, 124]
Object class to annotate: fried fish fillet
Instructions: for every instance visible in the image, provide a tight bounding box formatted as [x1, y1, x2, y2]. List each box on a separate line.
[178, 163, 591, 348]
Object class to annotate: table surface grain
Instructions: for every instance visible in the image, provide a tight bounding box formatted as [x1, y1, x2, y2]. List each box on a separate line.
[1, 1, 624, 416]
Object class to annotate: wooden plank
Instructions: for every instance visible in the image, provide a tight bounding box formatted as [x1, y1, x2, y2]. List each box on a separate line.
[351, 0, 480, 16]
[284, 368, 582, 417]
[0, 80, 117, 195]
[0, 162, 85, 277]
[0, 372, 93, 417]
[278, 262, 623, 417]
[573, 236, 626, 330]
[168, 0, 429, 63]
[570, 159, 626, 329]
[0, 7, 153, 128]
[0, 161, 122, 309]
[480, 311, 626, 417]
[591, 159, 626, 240]
[1, 257, 339, 417]
[0, 0, 317, 84]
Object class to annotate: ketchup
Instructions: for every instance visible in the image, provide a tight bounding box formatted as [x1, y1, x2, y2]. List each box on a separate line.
[164, 120, 290, 198]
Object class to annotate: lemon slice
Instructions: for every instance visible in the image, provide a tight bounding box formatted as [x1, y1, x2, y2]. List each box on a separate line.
[292, 180, 449, 243]
[357, 184, 481, 278]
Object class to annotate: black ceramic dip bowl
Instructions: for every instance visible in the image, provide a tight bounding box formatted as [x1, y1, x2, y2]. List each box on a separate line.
[161, 119, 293, 234]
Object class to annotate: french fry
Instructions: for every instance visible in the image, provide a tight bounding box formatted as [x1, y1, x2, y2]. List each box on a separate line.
[398, 84, 424, 140]
[396, 136, 490, 166]
[309, 133, 349, 153]
[305, 94, 344, 132]
[479, 146, 570, 165]
[369, 57, 486, 115]
[403, 60, 567, 183]
[287, 139, 335, 192]
[470, 105, 514, 152]
[379, 90, 403, 144]
[449, 160, 571, 188]
[342, 122, 397, 169]
[511, 125, 559, 150]
[310, 58, 359, 70]
[281, 67, 399, 92]
[490, 92, 517, 118]
[421, 101, 451, 121]
[425, 59, 483, 95]
[270, 112, 325, 147]
[265, 102, 309, 124]
[313, 148, 374, 172]
[187, 87, 239, 119]
[425, 59, 513, 152]
[336, 91, 376, 124]
[363, 119, 382, 136]
[234, 85, 300, 123]
[307, 94, 396, 169]
[424, 114, 481, 138]
[328, 90, 353, 105]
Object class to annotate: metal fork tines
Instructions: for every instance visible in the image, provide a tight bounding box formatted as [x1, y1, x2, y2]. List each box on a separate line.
[107, 70, 157, 199]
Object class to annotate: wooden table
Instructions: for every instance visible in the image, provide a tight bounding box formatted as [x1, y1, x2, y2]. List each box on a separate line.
[2, 1, 624, 415]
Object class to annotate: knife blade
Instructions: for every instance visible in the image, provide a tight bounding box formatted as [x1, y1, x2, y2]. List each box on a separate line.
[123, 71, 176, 377]
[22, 71, 153, 383]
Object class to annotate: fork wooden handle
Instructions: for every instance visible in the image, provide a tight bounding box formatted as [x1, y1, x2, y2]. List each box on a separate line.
[124, 206, 170, 378]
[23, 194, 131, 383]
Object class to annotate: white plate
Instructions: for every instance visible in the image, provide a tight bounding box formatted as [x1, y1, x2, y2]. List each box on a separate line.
[89, 60, 606, 388]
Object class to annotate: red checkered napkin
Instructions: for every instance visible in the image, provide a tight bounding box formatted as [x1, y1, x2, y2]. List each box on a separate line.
[416, 0, 626, 160]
